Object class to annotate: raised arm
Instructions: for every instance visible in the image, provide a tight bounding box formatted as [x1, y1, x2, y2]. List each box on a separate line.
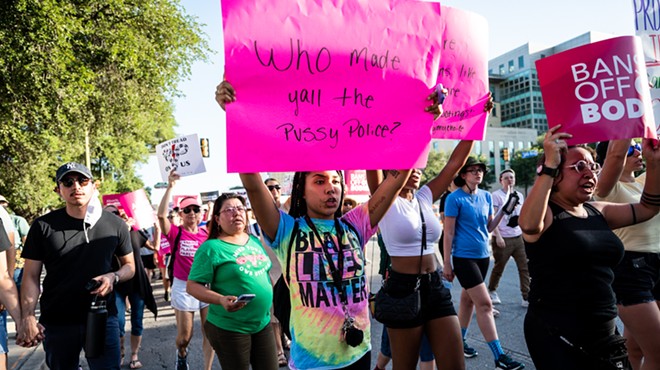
[598, 138, 660, 229]
[240, 173, 280, 241]
[426, 140, 474, 201]
[366, 169, 412, 228]
[157, 170, 179, 236]
[366, 170, 384, 194]
[595, 139, 629, 198]
[519, 126, 571, 242]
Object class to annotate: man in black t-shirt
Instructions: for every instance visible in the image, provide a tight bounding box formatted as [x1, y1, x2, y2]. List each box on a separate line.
[18, 162, 135, 370]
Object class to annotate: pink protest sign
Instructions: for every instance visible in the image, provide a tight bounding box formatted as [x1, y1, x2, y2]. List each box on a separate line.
[345, 170, 370, 196]
[536, 36, 656, 145]
[431, 7, 490, 140]
[222, 0, 449, 172]
[102, 190, 155, 230]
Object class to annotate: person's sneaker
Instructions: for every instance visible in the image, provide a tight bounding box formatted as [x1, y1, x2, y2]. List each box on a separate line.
[495, 354, 525, 370]
[521, 298, 529, 308]
[176, 353, 189, 370]
[463, 340, 478, 358]
[489, 290, 502, 304]
[493, 308, 501, 318]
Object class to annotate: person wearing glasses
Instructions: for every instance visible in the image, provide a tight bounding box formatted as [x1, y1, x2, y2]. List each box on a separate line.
[519, 127, 660, 369]
[593, 139, 660, 370]
[187, 193, 277, 369]
[443, 157, 523, 370]
[157, 171, 214, 370]
[18, 162, 135, 369]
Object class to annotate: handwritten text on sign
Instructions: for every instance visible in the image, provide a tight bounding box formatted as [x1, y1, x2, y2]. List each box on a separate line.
[156, 134, 206, 181]
[536, 36, 656, 145]
[430, 7, 490, 141]
[222, 0, 460, 172]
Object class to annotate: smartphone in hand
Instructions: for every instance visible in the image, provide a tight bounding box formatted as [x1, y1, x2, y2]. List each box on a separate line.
[236, 294, 256, 303]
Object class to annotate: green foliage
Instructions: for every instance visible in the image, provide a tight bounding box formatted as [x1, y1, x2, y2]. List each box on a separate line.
[0, 0, 209, 221]
[420, 151, 450, 187]
[476, 154, 495, 190]
[509, 142, 544, 195]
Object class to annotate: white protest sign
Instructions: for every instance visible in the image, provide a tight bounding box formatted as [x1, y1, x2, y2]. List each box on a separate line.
[156, 134, 206, 181]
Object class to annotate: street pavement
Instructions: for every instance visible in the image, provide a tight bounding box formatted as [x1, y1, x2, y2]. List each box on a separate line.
[8, 237, 537, 369]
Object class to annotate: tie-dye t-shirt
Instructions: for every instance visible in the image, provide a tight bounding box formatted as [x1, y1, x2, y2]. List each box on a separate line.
[266, 205, 376, 370]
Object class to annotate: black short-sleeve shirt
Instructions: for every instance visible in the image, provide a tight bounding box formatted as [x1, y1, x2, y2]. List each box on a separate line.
[23, 208, 132, 325]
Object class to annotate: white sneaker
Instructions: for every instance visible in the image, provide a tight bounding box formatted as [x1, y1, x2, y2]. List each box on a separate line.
[521, 299, 529, 308]
[489, 290, 502, 304]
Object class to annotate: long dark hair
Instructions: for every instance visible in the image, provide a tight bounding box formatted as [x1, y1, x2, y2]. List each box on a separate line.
[207, 193, 247, 240]
[288, 171, 345, 219]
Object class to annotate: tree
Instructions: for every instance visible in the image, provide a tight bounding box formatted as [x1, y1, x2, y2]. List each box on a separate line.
[420, 150, 450, 188]
[509, 136, 544, 195]
[0, 0, 209, 220]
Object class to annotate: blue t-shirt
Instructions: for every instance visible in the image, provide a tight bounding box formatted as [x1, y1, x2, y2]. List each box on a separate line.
[445, 188, 493, 259]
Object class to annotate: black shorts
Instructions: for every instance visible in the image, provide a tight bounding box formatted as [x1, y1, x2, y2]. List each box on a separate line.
[141, 254, 157, 270]
[382, 269, 456, 329]
[612, 251, 660, 306]
[452, 257, 489, 289]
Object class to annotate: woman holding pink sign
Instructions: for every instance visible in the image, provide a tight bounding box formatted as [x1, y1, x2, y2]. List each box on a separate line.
[595, 139, 660, 370]
[519, 126, 660, 369]
[217, 79, 416, 369]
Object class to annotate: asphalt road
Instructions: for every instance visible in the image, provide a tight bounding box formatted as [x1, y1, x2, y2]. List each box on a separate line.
[8, 237, 536, 369]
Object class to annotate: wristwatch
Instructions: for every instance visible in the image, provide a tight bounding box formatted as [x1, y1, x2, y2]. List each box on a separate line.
[113, 272, 120, 285]
[536, 164, 560, 178]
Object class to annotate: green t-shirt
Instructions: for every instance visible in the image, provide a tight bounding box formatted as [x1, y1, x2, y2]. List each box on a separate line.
[188, 235, 272, 334]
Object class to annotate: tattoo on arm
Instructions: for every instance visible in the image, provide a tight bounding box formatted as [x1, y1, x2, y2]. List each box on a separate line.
[387, 170, 400, 179]
[369, 196, 386, 215]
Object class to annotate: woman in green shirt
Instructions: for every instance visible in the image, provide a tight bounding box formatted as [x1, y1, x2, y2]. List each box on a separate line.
[187, 193, 277, 370]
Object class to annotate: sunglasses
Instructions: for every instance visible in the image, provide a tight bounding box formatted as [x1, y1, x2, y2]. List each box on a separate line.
[267, 185, 281, 191]
[466, 168, 484, 175]
[220, 206, 247, 215]
[627, 143, 642, 157]
[59, 176, 91, 188]
[182, 206, 201, 214]
[566, 160, 602, 176]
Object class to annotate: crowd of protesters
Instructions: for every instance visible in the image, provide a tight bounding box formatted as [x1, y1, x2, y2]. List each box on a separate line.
[0, 83, 657, 370]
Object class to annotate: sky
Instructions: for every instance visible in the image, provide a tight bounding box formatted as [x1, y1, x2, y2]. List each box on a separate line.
[137, 0, 636, 201]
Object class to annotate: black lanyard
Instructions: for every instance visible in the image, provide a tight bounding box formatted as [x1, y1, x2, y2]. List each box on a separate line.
[304, 215, 348, 305]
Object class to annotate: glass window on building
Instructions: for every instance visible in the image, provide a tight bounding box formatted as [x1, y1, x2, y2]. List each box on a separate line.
[489, 141, 495, 160]
[475, 141, 482, 155]
[508, 60, 514, 72]
[499, 64, 505, 75]
[518, 56, 524, 69]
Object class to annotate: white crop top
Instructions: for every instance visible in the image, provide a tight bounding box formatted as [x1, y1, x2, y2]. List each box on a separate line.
[378, 186, 442, 257]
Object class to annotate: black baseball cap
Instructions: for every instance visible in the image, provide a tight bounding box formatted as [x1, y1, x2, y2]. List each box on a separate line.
[56, 162, 93, 182]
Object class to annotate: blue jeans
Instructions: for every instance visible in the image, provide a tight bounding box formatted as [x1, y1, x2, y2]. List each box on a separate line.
[115, 291, 145, 337]
[43, 315, 120, 370]
[0, 310, 7, 354]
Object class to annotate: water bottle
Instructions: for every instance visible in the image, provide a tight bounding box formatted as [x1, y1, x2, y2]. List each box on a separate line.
[84, 294, 107, 358]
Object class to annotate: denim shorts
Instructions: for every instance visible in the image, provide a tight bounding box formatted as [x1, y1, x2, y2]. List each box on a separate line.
[0, 310, 7, 354]
[612, 251, 660, 306]
[382, 269, 456, 329]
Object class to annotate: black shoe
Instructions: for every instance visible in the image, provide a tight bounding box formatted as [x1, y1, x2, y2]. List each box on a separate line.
[176, 354, 189, 370]
[495, 354, 524, 370]
[463, 340, 478, 358]
[164, 290, 170, 302]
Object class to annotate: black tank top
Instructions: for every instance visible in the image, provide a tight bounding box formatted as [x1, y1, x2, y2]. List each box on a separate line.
[525, 201, 624, 326]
